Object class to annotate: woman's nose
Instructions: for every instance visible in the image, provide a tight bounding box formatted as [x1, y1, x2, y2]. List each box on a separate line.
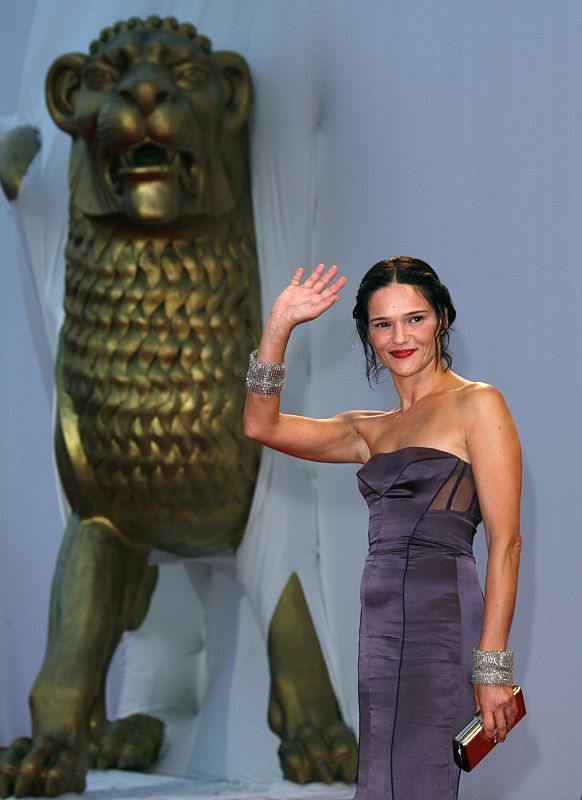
[391, 323, 408, 344]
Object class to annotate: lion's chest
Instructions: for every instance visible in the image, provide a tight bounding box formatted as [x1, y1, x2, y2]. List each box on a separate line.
[58, 225, 261, 525]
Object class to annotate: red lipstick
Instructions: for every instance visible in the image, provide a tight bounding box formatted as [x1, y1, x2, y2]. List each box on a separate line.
[390, 349, 416, 359]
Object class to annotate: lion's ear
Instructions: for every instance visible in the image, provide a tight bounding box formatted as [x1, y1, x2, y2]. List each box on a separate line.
[214, 52, 253, 132]
[45, 53, 87, 134]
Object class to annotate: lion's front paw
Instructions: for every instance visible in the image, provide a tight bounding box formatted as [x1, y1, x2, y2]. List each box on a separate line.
[278, 721, 358, 785]
[0, 735, 86, 798]
[88, 714, 164, 771]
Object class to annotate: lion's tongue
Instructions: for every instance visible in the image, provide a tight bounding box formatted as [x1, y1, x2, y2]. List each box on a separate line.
[123, 175, 182, 223]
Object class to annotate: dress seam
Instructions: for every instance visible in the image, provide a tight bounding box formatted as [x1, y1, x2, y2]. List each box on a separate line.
[445, 463, 468, 510]
[355, 560, 374, 795]
[390, 539, 410, 800]
[449, 556, 464, 800]
[391, 462, 459, 799]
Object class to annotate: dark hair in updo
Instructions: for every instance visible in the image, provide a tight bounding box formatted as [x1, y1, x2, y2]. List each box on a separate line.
[352, 256, 456, 382]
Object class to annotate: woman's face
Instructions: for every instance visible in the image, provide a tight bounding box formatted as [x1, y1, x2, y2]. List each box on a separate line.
[366, 283, 440, 376]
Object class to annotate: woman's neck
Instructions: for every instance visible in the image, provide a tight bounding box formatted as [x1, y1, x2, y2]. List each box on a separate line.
[392, 364, 455, 414]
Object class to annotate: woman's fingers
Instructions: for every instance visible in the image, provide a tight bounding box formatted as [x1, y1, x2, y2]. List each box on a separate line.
[303, 263, 327, 287]
[494, 708, 508, 741]
[503, 695, 518, 733]
[303, 265, 346, 295]
[319, 265, 341, 291]
[302, 264, 343, 291]
[320, 264, 339, 284]
[322, 275, 348, 297]
[480, 692, 517, 743]
[481, 710, 496, 741]
[290, 267, 305, 285]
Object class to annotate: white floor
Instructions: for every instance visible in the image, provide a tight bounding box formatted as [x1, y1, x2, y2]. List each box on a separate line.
[59, 771, 355, 800]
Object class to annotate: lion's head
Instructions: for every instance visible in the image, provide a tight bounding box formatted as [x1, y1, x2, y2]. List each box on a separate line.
[46, 16, 252, 225]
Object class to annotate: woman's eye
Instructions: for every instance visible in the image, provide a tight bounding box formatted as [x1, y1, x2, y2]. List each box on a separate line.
[409, 315, 425, 323]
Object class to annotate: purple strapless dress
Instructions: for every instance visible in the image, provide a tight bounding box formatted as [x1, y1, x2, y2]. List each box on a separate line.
[355, 447, 484, 800]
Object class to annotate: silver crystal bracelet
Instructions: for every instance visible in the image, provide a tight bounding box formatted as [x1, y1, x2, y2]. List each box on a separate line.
[471, 648, 514, 686]
[245, 349, 286, 396]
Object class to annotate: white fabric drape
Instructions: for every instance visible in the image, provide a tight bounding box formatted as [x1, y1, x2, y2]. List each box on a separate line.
[1, 2, 581, 798]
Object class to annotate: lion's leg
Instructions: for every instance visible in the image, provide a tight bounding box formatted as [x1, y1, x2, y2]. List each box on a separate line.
[267, 572, 358, 785]
[87, 565, 164, 772]
[0, 514, 149, 798]
[88, 563, 160, 739]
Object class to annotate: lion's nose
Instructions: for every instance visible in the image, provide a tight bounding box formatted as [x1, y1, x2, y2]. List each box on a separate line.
[118, 78, 175, 117]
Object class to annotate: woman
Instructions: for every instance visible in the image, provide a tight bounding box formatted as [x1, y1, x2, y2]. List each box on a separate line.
[244, 257, 522, 800]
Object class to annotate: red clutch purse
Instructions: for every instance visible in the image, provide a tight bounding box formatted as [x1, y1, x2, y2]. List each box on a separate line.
[452, 686, 526, 771]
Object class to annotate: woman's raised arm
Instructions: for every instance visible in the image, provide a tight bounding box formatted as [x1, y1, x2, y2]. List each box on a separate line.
[243, 264, 369, 464]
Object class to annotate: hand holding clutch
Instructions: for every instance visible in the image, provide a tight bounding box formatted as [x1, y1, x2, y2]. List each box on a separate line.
[453, 686, 526, 771]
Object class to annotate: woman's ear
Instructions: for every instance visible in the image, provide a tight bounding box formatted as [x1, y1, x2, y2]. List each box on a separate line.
[45, 53, 86, 134]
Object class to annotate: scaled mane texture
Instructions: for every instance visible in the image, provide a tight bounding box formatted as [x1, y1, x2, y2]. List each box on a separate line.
[61, 211, 258, 512]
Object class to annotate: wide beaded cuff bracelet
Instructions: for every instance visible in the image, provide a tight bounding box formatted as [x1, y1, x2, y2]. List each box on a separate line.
[471, 648, 514, 686]
[245, 349, 286, 396]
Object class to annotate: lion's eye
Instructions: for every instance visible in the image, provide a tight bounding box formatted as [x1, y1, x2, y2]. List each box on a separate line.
[174, 63, 210, 88]
[84, 67, 118, 91]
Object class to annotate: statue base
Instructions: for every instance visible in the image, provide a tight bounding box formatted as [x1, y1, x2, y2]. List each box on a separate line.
[82, 770, 354, 800]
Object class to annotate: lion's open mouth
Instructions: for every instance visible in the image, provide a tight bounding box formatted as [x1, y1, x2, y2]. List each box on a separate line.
[109, 144, 197, 191]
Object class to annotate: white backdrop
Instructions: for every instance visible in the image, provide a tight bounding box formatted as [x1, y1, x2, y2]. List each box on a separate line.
[1, 2, 581, 799]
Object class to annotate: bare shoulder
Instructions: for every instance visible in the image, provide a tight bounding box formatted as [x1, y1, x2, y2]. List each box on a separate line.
[455, 381, 521, 467]
[456, 381, 513, 424]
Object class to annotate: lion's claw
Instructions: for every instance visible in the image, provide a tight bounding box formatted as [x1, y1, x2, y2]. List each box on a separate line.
[278, 721, 358, 785]
[88, 714, 164, 771]
[0, 736, 86, 798]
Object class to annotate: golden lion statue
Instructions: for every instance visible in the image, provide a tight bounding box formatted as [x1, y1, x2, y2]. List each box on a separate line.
[0, 16, 356, 798]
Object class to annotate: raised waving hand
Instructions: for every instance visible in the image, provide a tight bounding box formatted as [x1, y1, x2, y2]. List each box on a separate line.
[255, 264, 347, 364]
[244, 262, 363, 464]
[270, 264, 348, 329]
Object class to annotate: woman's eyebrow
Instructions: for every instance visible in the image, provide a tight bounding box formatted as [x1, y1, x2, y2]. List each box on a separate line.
[368, 308, 429, 323]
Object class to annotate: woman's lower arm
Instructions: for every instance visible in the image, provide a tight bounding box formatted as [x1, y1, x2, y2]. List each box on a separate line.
[243, 315, 293, 442]
[478, 533, 522, 651]
[256, 313, 293, 362]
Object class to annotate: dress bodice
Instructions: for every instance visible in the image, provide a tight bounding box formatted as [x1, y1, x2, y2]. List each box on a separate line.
[357, 447, 482, 559]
